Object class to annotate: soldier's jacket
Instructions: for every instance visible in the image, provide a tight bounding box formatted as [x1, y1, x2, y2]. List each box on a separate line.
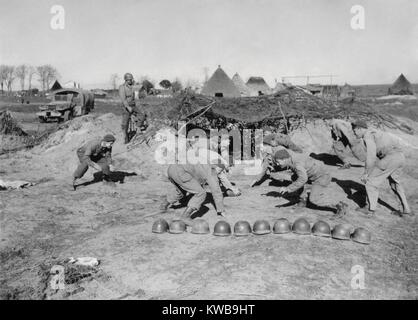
[173, 163, 224, 212]
[77, 138, 112, 163]
[118, 83, 136, 110]
[330, 119, 354, 142]
[263, 133, 303, 153]
[363, 129, 403, 173]
[282, 157, 329, 193]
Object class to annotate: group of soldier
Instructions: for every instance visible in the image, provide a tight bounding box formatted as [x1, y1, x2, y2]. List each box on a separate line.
[70, 73, 414, 224]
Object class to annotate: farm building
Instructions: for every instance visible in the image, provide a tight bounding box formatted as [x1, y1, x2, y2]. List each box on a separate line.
[305, 84, 323, 95]
[201, 66, 241, 98]
[340, 83, 356, 99]
[231, 73, 251, 97]
[321, 85, 339, 100]
[388, 74, 414, 95]
[50, 80, 62, 91]
[246, 77, 271, 96]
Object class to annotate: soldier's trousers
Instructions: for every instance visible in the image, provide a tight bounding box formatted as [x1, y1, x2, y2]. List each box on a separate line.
[166, 165, 207, 210]
[121, 106, 146, 133]
[73, 151, 110, 179]
[365, 152, 410, 212]
[333, 138, 366, 164]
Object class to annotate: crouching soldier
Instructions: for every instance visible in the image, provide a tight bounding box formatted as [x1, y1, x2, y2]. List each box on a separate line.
[271, 149, 348, 217]
[160, 163, 226, 225]
[330, 119, 366, 169]
[352, 120, 413, 216]
[250, 132, 303, 187]
[72, 134, 116, 190]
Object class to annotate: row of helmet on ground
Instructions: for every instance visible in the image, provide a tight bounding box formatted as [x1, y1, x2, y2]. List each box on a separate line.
[152, 217, 371, 245]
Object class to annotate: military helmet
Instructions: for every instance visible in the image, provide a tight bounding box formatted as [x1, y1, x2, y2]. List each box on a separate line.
[169, 220, 186, 234]
[234, 220, 252, 236]
[152, 218, 169, 234]
[292, 218, 311, 235]
[331, 224, 352, 240]
[312, 220, 331, 237]
[252, 220, 271, 235]
[124, 72, 134, 80]
[191, 219, 210, 235]
[213, 221, 231, 236]
[351, 227, 371, 244]
[273, 218, 291, 234]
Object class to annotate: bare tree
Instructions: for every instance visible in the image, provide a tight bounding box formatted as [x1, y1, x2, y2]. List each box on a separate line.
[0, 65, 16, 94]
[27, 65, 36, 91]
[0, 65, 8, 94]
[15, 64, 28, 91]
[110, 73, 119, 90]
[37, 65, 59, 91]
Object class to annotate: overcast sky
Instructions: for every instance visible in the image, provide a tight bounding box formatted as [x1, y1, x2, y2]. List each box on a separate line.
[1, 0, 417, 89]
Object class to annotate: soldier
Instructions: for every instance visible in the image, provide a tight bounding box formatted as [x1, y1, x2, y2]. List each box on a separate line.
[352, 120, 413, 216]
[330, 119, 366, 169]
[119, 73, 147, 144]
[160, 163, 226, 225]
[72, 134, 116, 190]
[250, 132, 303, 187]
[268, 149, 348, 217]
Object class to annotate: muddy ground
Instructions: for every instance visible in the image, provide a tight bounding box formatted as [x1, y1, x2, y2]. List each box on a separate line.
[0, 99, 417, 300]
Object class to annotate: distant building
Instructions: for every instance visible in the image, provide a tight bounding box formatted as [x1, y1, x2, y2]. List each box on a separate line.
[339, 83, 356, 100]
[231, 73, 251, 97]
[92, 89, 107, 98]
[321, 85, 339, 100]
[305, 83, 323, 95]
[388, 74, 414, 95]
[246, 77, 271, 96]
[50, 80, 62, 91]
[201, 65, 241, 98]
[64, 81, 81, 89]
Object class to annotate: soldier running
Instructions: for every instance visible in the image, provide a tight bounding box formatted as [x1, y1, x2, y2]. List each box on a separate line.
[266, 149, 348, 217]
[352, 120, 413, 216]
[119, 73, 147, 144]
[250, 132, 303, 187]
[160, 163, 226, 225]
[72, 134, 116, 190]
[330, 119, 366, 169]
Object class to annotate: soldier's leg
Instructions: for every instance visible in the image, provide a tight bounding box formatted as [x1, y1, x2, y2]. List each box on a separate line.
[386, 154, 411, 214]
[121, 111, 130, 144]
[73, 162, 89, 179]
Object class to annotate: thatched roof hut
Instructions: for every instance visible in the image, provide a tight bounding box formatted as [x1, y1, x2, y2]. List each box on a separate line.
[246, 77, 271, 96]
[201, 66, 240, 98]
[231, 73, 251, 97]
[388, 74, 414, 95]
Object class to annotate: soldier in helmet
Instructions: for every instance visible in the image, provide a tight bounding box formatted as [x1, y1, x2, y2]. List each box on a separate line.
[330, 119, 366, 169]
[268, 149, 348, 218]
[119, 73, 147, 144]
[352, 120, 413, 216]
[159, 163, 226, 226]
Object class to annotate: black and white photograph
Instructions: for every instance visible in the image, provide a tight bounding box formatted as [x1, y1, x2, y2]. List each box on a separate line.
[0, 0, 417, 305]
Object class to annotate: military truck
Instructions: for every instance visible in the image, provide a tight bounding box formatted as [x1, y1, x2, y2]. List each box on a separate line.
[36, 89, 95, 123]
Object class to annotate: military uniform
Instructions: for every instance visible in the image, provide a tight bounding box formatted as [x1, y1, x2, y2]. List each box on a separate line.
[331, 119, 366, 165]
[362, 129, 410, 213]
[73, 138, 112, 179]
[167, 164, 225, 212]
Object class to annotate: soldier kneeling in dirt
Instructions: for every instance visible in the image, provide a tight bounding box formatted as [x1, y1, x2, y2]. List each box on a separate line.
[72, 134, 116, 190]
[330, 119, 366, 169]
[268, 149, 348, 218]
[159, 163, 226, 225]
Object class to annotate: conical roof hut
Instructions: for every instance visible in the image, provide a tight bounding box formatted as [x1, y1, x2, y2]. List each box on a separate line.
[201, 66, 240, 98]
[246, 77, 271, 96]
[231, 73, 251, 97]
[388, 74, 414, 95]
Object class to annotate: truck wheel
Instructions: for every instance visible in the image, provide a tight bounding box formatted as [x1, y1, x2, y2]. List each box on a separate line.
[63, 110, 73, 122]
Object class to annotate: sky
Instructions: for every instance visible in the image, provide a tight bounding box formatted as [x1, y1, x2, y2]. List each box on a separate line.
[1, 0, 417, 89]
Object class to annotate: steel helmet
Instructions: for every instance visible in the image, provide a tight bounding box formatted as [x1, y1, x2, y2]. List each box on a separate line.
[191, 219, 210, 235]
[351, 227, 371, 244]
[292, 218, 311, 235]
[252, 220, 271, 235]
[273, 218, 291, 234]
[124, 72, 133, 81]
[331, 224, 352, 240]
[169, 220, 186, 234]
[234, 220, 252, 236]
[152, 218, 169, 234]
[213, 221, 231, 236]
[312, 220, 331, 237]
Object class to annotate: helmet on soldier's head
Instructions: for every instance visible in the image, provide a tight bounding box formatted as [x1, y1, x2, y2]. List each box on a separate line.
[124, 73, 134, 81]
[252, 220, 271, 235]
[234, 221, 251, 236]
[191, 219, 210, 235]
[152, 219, 169, 234]
[273, 218, 291, 234]
[292, 218, 311, 235]
[351, 227, 371, 244]
[213, 221, 231, 236]
[312, 220, 331, 237]
[169, 220, 186, 234]
[331, 224, 352, 240]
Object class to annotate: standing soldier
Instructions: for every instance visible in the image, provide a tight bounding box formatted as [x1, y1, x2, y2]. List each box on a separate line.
[352, 120, 413, 216]
[119, 73, 147, 144]
[330, 119, 366, 169]
[72, 134, 116, 190]
[160, 163, 226, 225]
[268, 149, 348, 217]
